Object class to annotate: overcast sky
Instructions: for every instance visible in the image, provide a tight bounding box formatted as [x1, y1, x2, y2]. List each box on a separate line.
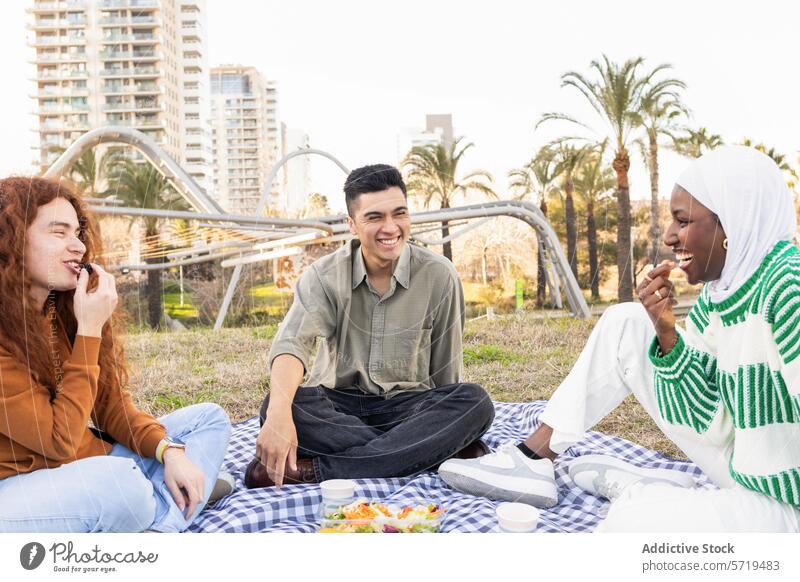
[2, 0, 798, 212]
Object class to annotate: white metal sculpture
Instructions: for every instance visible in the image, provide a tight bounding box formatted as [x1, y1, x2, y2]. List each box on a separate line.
[42, 127, 591, 323]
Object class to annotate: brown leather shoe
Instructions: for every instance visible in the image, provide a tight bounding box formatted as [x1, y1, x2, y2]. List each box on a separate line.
[244, 457, 318, 489]
[452, 439, 490, 460]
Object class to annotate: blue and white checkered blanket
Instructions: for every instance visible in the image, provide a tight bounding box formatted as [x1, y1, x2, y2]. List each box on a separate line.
[190, 401, 713, 533]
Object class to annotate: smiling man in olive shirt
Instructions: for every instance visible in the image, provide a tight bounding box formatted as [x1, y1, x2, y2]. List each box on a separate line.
[244, 164, 495, 488]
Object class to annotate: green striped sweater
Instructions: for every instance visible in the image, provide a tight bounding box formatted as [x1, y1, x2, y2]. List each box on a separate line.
[649, 240, 800, 508]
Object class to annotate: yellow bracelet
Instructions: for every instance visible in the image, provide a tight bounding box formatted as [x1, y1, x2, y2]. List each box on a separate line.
[155, 439, 169, 464]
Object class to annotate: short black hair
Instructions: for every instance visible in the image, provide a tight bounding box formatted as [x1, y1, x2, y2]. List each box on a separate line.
[344, 164, 407, 217]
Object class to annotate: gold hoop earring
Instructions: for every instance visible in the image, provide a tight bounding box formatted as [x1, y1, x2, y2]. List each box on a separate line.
[723, 238, 728, 250]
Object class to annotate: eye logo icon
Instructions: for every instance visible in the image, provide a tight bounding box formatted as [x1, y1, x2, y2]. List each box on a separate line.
[20, 542, 46, 570]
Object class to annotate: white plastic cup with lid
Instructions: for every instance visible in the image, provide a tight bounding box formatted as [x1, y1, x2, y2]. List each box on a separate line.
[496, 502, 540, 533]
[320, 479, 356, 512]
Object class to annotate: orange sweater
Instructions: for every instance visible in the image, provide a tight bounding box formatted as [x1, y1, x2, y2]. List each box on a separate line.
[0, 332, 165, 480]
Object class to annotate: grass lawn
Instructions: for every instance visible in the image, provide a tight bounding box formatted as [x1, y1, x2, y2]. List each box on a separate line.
[162, 292, 199, 319]
[162, 282, 294, 324]
[124, 315, 683, 459]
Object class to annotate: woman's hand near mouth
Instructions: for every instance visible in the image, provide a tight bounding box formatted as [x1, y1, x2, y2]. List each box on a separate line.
[73, 263, 118, 338]
[637, 261, 680, 354]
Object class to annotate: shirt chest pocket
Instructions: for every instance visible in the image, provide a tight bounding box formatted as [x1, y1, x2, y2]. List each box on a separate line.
[387, 327, 433, 381]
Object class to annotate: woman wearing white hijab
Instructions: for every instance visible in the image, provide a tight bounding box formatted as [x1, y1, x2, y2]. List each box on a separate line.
[440, 146, 800, 532]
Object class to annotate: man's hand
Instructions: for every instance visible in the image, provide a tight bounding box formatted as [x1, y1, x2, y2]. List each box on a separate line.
[637, 261, 679, 354]
[163, 449, 205, 519]
[255, 411, 298, 487]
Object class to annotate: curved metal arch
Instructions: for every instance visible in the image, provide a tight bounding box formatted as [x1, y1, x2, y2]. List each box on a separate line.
[402, 200, 588, 316]
[42, 126, 225, 214]
[215, 148, 351, 329]
[255, 147, 350, 215]
[221, 200, 591, 319]
[38, 128, 589, 323]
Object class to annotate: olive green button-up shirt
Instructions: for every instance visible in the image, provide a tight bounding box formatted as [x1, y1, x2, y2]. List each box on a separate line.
[267, 239, 465, 396]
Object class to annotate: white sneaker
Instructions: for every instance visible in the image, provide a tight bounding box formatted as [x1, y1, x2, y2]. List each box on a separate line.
[206, 471, 236, 507]
[438, 442, 558, 508]
[568, 455, 697, 501]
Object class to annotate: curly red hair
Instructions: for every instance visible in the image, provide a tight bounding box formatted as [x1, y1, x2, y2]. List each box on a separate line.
[0, 176, 128, 399]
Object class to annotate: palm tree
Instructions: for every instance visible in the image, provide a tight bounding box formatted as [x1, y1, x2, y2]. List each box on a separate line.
[403, 137, 494, 261]
[671, 127, 723, 158]
[509, 146, 560, 305]
[47, 146, 118, 196]
[740, 139, 792, 170]
[740, 140, 800, 196]
[574, 141, 615, 300]
[106, 159, 189, 329]
[551, 141, 591, 279]
[539, 55, 676, 302]
[637, 80, 689, 265]
[507, 167, 535, 202]
[68, 148, 120, 196]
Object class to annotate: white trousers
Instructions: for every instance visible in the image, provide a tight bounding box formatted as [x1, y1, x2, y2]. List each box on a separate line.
[540, 303, 800, 533]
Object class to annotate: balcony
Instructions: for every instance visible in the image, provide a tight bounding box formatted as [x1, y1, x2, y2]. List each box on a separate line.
[35, 87, 90, 98]
[28, 1, 87, 13]
[101, 33, 160, 44]
[102, 82, 161, 94]
[100, 50, 160, 61]
[40, 123, 65, 133]
[102, 99, 159, 112]
[30, 17, 88, 29]
[104, 118, 162, 128]
[102, 102, 131, 111]
[40, 103, 90, 115]
[133, 117, 164, 127]
[40, 120, 90, 132]
[32, 36, 87, 46]
[99, 0, 157, 8]
[98, 15, 160, 26]
[37, 69, 88, 80]
[99, 66, 161, 78]
[32, 51, 87, 63]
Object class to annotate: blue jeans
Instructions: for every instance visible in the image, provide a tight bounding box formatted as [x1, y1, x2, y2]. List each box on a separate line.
[0, 403, 231, 533]
[259, 383, 495, 480]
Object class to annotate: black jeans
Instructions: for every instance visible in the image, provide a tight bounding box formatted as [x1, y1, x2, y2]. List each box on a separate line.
[258, 383, 495, 481]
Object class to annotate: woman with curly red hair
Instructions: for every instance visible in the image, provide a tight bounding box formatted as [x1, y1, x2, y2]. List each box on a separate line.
[0, 176, 232, 532]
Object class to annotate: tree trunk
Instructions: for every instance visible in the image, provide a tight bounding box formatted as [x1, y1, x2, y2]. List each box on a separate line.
[441, 221, 452, 261]
[537, 199, 548, 307]
[613, 152, 634, 303]
[481, 245, 488, 285]
[146, 261, 162, 329]
[587, 196, 599, 300]
[647, 130, 661, 265]
[440, 199, 452, 262]
[564, 176, 578, 280]
[501, 255, 512, 289]
[144, 222, 163, 329]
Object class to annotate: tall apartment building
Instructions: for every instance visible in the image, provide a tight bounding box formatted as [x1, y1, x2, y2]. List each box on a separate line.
[175, 1, 211, 190]
[210, 65, 280, 215]
[282, 127, 310, 213]
[27, 0, 213, 190]
[396, 113, 454, 162]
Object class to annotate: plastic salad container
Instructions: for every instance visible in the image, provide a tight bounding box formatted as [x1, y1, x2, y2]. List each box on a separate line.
[318, 497, 445, 533]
